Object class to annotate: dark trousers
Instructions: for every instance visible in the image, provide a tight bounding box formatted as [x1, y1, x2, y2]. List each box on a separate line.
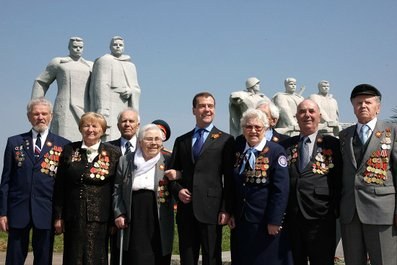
[6, 225, 53, 265]
[177, 210, 222, 265]
[287, 212, 336, 265]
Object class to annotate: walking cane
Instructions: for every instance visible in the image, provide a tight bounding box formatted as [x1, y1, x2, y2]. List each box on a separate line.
[119, 229, 124, 265]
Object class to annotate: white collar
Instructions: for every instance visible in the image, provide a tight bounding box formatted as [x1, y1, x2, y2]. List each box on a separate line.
[244, 137, 267, 153]
[82, 141, 101, 152]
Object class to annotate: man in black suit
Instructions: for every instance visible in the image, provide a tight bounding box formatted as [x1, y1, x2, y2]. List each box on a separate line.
[169, 92, 234, 265]
[280, 99, 342, 265]
[107, 108, 140, 265]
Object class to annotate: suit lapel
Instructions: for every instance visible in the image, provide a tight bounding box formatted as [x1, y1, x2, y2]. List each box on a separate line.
[342, 126, 358, 169]
[200, 127, 221, 156]
[185, 129, 195, 162]
[154, 155, 166, 197]
[359, 121, 383, 171]
[39, 133, 54, 161]
[23, 132, 35, 163]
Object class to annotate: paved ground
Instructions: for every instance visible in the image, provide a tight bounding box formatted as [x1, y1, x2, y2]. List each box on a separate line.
[0, 242, 344, 264]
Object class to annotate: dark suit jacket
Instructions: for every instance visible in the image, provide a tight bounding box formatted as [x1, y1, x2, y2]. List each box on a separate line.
[0, 131, 70, 229]
[280, 133, 342, 220]
[107, 138, 122, 152]
[339, 121, 397, 225]
[53, 142, 121, 223]
[169, 126, 234, 224]
[232, 141, 290, 225]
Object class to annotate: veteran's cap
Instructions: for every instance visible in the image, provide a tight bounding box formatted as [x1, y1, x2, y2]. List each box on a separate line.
[350, 84, 382, 101]
[152, 119, 171, 142]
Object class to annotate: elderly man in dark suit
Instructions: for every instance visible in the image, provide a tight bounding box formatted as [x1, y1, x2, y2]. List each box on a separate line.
[107, 108, 140, 265]
[107, 108, 140, 154]
[280, 99, 342, 265]
[339, 84, 397, 265]
[169, 92, 234, 265]
[0, 97, 70, 265]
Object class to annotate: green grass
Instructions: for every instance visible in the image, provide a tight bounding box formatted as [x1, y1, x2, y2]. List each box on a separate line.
[171, 223, 231, 255]
[0, 224, 231, 254]
[0, 232, 64, 252]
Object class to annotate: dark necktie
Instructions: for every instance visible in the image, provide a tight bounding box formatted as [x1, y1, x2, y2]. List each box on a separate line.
[35, 133, 42, 157]
[125, 141, 132, 155]
[239, 147, 256, 174]
[193, 129, 205, 160]
[299, 136, 310, 171]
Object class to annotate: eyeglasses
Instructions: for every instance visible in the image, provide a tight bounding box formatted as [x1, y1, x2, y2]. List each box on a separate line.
[243, 125, 264, 132]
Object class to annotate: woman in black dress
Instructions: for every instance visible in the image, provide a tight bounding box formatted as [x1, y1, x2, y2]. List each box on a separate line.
[54, 112, 121, 265]
[113, 124, 174, 265]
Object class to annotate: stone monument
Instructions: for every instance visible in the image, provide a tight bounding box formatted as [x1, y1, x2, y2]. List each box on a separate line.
[309, 80, 341, 136]
[89, 36, 141, 141]
[229, 77, 270, 137]
[32, 37, 93, 141]
[272, 77, 304, 136]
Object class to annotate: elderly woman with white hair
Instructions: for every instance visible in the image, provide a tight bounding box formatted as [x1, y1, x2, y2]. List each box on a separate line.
[229, 108, 292, 265]
[113, 124, 174, 265]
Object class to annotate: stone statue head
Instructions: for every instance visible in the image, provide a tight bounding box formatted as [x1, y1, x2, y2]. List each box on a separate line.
[68, 37, 84, 59]
[245, 77, 260, 93]
[284, 77, 297, 94]
[110, 36, 125, 58]
[318, 80, 330, 95]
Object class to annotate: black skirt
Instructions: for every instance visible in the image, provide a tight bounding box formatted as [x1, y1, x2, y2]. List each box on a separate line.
[124, 189, 161, 265]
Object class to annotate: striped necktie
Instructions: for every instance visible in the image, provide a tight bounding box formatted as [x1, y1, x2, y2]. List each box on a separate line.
[125, 141, 132, 155]
[35, 133, 42, 157]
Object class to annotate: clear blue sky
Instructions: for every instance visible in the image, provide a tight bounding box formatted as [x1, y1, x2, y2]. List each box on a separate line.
[0, 1, 396, 166]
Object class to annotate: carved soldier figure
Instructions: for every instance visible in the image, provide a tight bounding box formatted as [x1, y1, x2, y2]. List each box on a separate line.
[90, 36, 141, 141]
[229, 77, 270, 137]
[32, 37, 93, 141]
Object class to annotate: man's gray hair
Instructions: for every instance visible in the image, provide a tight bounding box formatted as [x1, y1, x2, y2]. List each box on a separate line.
[27, 97, 53, 114]
[117, 108, 140, 123]
[256, 100, 280, 120]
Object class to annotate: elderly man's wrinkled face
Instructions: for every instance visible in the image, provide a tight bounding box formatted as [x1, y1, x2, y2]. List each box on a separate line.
[243, 117, 265, 147]
[257, 104, 277, 128]
[117, 110, 139, 140]
[69, 41, 84, 58]
[140, 129, 163, 160]
[297, 100, 321, 136]
[111, 39, 124, 57]
[28, 104, 52, 133]
[352, 95, 380, 124]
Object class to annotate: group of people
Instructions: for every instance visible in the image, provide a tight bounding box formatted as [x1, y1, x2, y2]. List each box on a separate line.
[0, 84, 396, 265]
[32, 36, 141, 142]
